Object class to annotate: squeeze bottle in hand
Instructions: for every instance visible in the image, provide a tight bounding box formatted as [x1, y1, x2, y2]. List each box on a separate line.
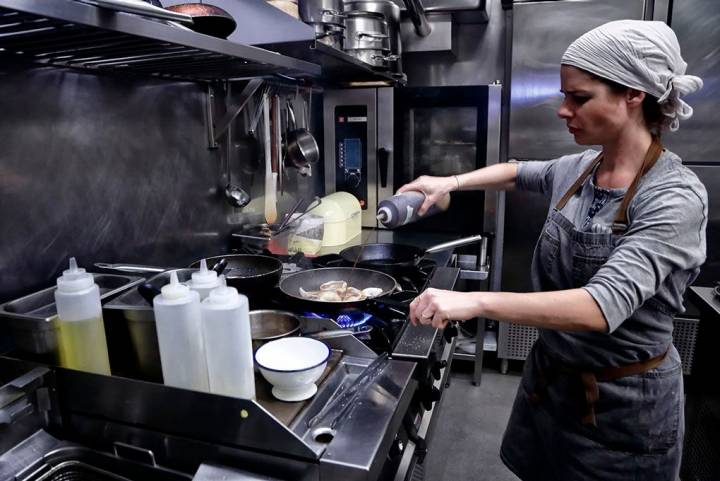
[376, 191, 450, 229]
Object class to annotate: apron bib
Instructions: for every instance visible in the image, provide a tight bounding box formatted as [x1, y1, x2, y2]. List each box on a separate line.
[500, 138, 684, 481]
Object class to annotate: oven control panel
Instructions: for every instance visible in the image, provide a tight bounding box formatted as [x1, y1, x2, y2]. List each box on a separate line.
[334, 105, 368, 210]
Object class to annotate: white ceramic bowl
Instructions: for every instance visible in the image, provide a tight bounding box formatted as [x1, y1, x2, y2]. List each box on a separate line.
[254, 337, 331, 402]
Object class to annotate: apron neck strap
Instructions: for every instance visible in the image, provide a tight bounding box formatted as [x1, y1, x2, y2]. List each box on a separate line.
[553, 137, 664, 235]
[610, 137, 663, 234]
[555, 152, 604, 211]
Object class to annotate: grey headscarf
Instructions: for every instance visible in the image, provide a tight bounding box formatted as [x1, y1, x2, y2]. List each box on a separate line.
[562, 20, 703, 131]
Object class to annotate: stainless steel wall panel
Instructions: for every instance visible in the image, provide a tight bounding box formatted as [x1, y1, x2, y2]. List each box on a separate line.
[508, 0, 645, 160]
[404, 0, 505, 87]
[652, 0, 671, 22]
[662, 0, 720, 164]
[0, 65, 320, 303]
[687, 166, 720, 285]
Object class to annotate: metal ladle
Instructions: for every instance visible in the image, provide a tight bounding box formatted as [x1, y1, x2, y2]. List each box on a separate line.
[224, 98, 250, 209]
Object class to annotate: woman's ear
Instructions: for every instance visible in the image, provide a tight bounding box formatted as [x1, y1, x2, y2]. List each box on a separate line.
[626, 88, 646, 108]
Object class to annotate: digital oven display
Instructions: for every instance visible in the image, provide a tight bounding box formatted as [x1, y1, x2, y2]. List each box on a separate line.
[344, 138, 362, 170]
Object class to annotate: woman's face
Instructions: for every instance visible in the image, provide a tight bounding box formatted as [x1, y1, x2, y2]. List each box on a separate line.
[557, 65, 630, 145]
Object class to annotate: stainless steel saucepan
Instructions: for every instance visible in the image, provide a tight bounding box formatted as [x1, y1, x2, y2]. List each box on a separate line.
[250, 310, 370, 351]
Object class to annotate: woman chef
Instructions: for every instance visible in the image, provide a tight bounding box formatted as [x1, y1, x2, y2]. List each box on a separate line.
[401, 20, 707, 480]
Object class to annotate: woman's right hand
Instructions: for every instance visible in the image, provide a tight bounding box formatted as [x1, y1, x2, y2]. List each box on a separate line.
[397, 175, 456, 215]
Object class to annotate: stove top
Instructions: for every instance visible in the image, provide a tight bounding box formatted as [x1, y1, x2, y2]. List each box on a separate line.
[233, 248, 437, 354]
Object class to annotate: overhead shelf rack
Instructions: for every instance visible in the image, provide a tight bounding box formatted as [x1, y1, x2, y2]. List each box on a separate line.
[0, 0, 321, 82]
[258, 40, 406, 86]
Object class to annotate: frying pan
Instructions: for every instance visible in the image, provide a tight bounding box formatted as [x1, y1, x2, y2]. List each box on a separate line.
[339, 234, 485, 269]
[279, 267, 399, 310]
[164, 2, 237, 38]
[189, 254, 282, 292]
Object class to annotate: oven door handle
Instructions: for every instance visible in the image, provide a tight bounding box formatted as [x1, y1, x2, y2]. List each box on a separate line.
[378, 147, 390, 188]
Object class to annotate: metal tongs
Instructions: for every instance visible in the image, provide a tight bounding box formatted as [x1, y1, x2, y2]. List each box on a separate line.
[272, 196, 322, 236]
[307, 353, 389, 429]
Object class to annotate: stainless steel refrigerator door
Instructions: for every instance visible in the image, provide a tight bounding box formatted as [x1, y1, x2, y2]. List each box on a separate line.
[507, 0, 645, 162]
[687, 165, 720, 285]
[499, 0, 646, 364]
[502, 0, 646, 294]
[662, 0, 720, 163]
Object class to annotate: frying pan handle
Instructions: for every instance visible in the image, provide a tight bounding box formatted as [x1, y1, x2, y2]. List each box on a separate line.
[137, 282, 161, 305]
[211, 258, 228, 275]
[94, 263, 168, 274]
[424, 234, 485, 254]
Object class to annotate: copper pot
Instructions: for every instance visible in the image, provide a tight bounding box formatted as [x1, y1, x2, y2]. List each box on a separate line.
[164, 2, 237, 38]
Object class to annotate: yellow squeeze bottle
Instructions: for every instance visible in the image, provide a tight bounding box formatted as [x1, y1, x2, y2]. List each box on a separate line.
[53, 257, 111, 375]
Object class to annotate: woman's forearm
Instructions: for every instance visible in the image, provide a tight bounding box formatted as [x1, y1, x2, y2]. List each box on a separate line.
[454, 162, 518, 192]
[409, 287, 608, 331]
[476, 288, 607, 332]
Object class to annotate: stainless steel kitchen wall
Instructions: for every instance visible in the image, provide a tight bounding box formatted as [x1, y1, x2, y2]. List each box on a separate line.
[666, 0, 720, 284]
[404, 0, 506, 87]
[507, 0, 645, 160]
[0, 64, 320, 303]
[502, 0, 645, 292]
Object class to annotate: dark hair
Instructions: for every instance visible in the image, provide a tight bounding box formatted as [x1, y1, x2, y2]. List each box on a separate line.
[590, 74, 666, 135]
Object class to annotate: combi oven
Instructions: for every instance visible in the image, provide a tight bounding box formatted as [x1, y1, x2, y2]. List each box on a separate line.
[323, 85, 501, 235]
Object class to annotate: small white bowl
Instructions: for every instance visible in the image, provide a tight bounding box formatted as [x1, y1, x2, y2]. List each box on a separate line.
[255, 337, 331, 402]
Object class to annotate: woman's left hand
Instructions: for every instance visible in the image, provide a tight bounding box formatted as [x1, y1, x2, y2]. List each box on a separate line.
[409, 288, 482, 328]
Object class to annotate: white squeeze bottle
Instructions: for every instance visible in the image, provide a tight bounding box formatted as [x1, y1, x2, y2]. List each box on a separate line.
[200, 276, 255, 399]
[188, 259, 220, 301]
[54, 257, 111, 375]
[152, 271, 209, 392]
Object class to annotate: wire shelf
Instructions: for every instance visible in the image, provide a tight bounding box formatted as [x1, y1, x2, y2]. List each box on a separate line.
[0, 0, 321, 82]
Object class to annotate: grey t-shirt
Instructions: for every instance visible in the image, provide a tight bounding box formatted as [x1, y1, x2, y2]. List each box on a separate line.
[515, 149, 707, 359]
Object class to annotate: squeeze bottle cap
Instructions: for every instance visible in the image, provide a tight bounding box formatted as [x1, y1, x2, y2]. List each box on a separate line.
[56, 257, 94, 293]
[190, 259, 219, 288]
[206, 275, 241, 306]
[161, 271, 191, 300]
[376, 206, 392, 224]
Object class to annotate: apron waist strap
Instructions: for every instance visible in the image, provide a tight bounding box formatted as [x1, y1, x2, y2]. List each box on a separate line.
[530, 343, 669, 427]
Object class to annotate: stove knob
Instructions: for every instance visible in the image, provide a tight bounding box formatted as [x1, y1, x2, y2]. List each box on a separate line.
[443, 323, 458, 342]
[431, 360, 447, 380]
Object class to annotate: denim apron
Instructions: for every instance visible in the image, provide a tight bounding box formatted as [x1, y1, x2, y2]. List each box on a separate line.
[500, 138, 684, 481]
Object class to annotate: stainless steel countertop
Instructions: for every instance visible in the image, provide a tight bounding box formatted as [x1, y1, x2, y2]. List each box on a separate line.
[689, 286, 720, 318]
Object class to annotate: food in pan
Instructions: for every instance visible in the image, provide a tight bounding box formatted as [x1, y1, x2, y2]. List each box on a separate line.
[298, 280, 383, 302]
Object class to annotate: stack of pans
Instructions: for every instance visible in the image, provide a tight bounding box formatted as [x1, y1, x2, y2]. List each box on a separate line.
[343, 0, 401, 74]
[343, 10, 395, 70]
[299, 0, 346, 50]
